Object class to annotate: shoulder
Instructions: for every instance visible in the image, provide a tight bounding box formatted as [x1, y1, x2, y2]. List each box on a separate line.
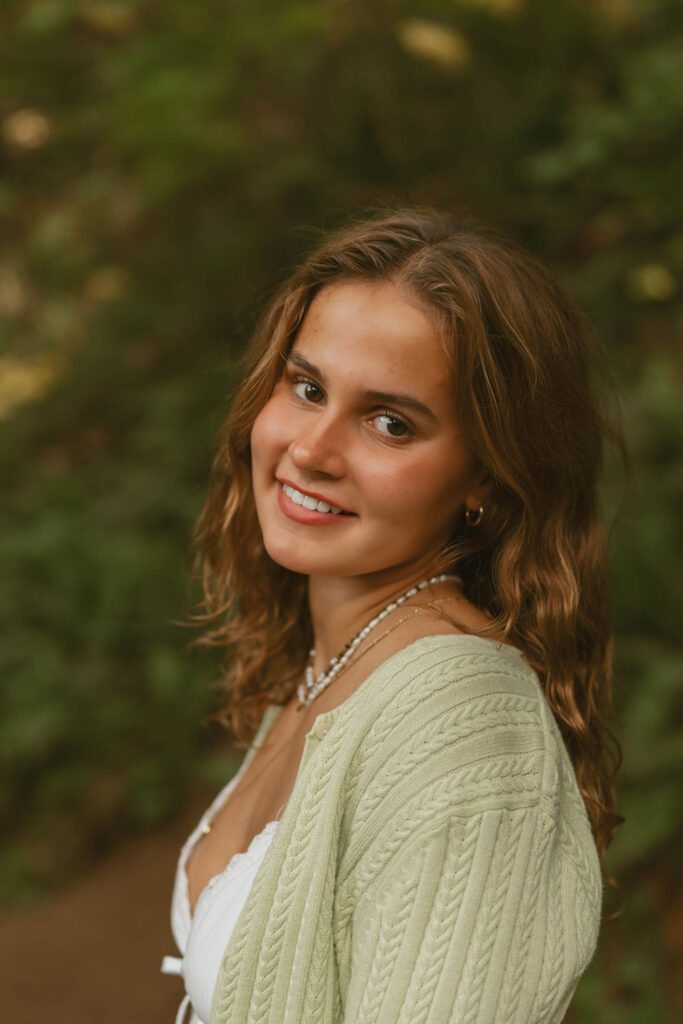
[359, 632, 542, 707]
[349, 633, 551, 779]
[338, 634, 598, 884]
[343, 634, 550, 798]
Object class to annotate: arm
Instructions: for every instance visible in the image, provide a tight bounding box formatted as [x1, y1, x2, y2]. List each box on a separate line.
[341, 784, 600, 1023]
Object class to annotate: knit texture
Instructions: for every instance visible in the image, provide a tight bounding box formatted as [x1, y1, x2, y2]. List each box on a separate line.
[210, 634, 601, 1024]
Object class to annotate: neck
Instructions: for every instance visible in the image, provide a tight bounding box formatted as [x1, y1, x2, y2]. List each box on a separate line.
[307, 561, 450, 671]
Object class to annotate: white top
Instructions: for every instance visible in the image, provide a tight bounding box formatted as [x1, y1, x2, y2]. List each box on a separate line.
[161, 756, 280, 1024]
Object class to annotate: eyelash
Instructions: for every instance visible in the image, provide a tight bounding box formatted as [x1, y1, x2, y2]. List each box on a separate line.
[289, 373, 415, 440]
[374, 410, 414, 439]
[292, 376, 324, 404]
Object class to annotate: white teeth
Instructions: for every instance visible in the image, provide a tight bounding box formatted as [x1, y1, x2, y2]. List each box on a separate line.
[282, 483, 347, 515]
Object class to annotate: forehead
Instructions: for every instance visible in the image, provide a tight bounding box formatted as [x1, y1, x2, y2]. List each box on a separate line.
[292, 280, 452, 391]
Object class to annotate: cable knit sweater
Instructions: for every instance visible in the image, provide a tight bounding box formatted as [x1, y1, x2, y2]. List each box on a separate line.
[210, 634, 601, 1024]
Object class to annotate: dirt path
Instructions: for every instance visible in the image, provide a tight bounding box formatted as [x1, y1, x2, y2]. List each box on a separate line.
[0, 799, 208, 1024]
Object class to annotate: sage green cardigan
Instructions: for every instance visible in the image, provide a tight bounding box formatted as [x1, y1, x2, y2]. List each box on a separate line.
[210, 635, 601, 1024]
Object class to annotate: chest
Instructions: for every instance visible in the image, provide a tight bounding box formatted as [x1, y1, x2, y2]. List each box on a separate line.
[186, 699, 316, 913]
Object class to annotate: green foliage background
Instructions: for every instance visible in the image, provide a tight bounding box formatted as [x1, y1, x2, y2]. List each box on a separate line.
[1, 0, 681, 1019]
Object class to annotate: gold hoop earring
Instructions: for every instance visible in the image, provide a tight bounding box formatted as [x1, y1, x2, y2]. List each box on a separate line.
[465, 503, 484, 527]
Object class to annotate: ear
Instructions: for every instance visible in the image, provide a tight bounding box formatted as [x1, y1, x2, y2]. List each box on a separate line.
[464, 466, 493, 515]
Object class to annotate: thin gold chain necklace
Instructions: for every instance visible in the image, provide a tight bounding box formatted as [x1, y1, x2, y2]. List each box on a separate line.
[297, 573, 460, 709]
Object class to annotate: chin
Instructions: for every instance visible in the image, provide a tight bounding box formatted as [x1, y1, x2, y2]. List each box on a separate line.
[266, 550, 344, 578]
[260, 535, 320, 576]
[259, 532, 334, 577]
[262, 538, 407, 582]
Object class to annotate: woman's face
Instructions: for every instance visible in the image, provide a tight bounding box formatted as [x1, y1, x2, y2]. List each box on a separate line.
[250, 279, 486, 582]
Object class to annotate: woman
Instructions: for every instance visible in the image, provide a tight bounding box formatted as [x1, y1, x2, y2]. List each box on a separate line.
[162, 208, 621, 1024]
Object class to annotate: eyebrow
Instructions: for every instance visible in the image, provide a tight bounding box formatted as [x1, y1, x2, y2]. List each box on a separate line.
[287, 351, 438, 422]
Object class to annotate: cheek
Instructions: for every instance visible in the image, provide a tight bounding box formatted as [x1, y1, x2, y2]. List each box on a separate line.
[250, 397, 288, 466]
[370, 453, 468, 504]
[362, 451, 470, 536]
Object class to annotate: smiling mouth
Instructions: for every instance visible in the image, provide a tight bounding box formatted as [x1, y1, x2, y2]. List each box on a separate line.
[280, 482, 354, 516]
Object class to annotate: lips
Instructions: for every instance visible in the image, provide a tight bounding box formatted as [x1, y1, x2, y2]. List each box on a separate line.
[274, 473, 358, 516]
[277, 479, 355, 517]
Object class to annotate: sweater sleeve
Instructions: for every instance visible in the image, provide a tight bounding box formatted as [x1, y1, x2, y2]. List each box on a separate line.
[340, 806, 599, 1024]
[333, 647, 602, 1024]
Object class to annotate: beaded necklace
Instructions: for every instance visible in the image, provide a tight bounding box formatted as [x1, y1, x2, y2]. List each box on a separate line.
[296, 573, 460, 708]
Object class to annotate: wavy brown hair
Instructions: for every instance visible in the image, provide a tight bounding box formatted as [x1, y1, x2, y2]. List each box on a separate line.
[193, 208, 622, 857]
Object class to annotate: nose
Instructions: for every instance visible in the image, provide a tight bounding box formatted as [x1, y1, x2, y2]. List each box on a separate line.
[289, 412, 346, 478]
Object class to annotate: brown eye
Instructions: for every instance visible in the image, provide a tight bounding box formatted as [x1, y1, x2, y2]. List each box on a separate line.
[294, 378, 324, 403]
[375, 413, 412, 438]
